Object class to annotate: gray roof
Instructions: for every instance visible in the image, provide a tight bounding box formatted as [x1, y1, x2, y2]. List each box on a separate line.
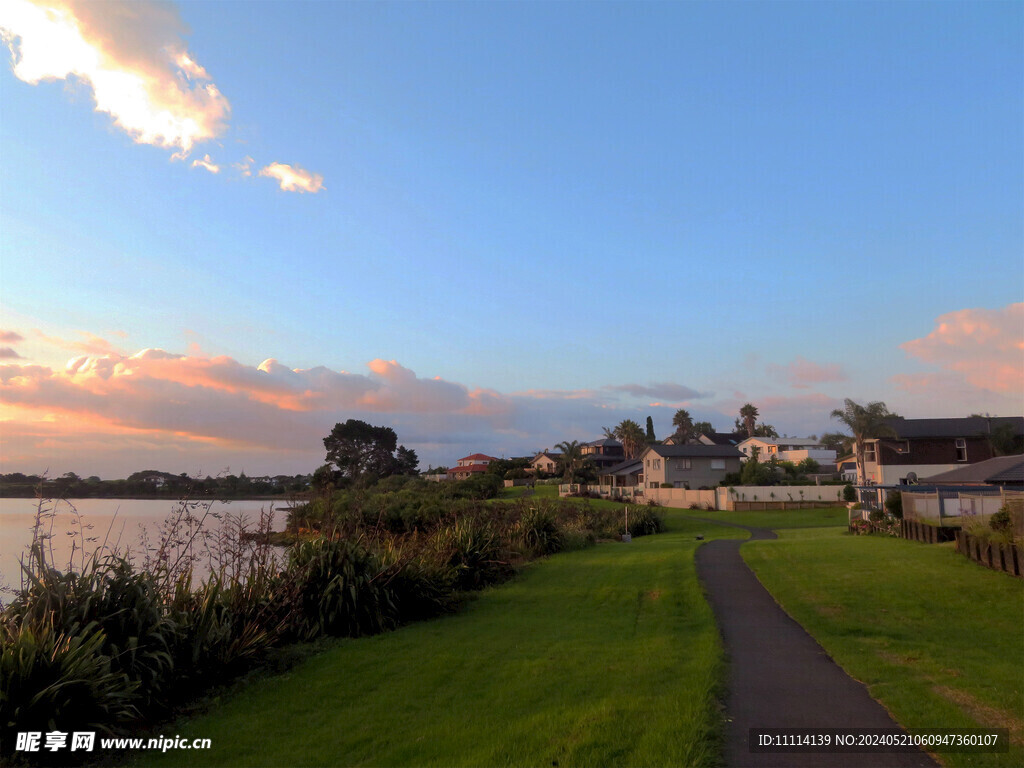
[698, 431, 745, 446]
[602, 459, 643, 476]
[883, 416, 1024, 439]
[585, 437, 622, 447]
[922, 455, 1024, 485]
[644, 444, 743, 459]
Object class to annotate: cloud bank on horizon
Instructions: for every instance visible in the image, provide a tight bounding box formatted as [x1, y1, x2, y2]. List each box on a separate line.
[0, 0, 323, 192]
[1, 304, 1019, 476]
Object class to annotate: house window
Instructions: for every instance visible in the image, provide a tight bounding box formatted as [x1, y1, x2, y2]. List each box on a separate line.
[955, 438, 967, 462]
[674, 458, 692, 470]
[653, 459, 661, 470]
[711, 459, 726, 470]
[864, 443, 876, 463]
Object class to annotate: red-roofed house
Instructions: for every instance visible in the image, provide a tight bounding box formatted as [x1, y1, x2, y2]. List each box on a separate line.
[448, 453, 498, 480]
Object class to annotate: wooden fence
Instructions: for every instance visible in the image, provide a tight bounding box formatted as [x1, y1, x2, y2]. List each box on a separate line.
[900, 519, 959, 544]
[955, 531, 1022, 578]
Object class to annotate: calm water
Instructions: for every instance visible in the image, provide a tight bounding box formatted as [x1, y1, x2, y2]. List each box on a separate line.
[0, 498, 290, 591]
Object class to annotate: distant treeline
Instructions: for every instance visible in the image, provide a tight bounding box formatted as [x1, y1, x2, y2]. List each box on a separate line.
[0, 470, 312, 499]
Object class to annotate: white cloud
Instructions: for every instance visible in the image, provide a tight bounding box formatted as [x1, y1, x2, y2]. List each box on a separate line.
[191, 153, 220, 174]
[0, 0, 230, 156]
[258, 162, 325, 193]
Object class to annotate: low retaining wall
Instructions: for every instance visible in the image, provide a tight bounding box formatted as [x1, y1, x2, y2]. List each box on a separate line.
[900, 519, 959, 544]
[732, 501, 837, 511]
[954, 531, 1022, 578]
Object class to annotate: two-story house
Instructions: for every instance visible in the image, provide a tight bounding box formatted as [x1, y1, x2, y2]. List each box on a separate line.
[448, 453, 498, 480]
[580, 438, 625, 471]
[737, 437, 837, 468]
[859, 416, 1024, 485]
[638, 444, 743, 490]
[530, 451, 562, 475]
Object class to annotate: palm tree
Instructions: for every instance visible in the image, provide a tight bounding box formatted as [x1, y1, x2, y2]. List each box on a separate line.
[672, 409, 694, 442]
[614, 419, 646, 459]
[554, 440, 585, 483]
[830, 399, 897, 485]
[739, 403, 759, 438]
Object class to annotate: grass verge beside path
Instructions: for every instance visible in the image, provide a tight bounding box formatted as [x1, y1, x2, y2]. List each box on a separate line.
[742, 531, 1024, 768]
[136, 513, 741, 768]
[684, 506, 848, 530]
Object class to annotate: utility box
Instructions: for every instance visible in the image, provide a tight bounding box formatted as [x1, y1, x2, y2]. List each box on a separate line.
[621, 533, 632, 543]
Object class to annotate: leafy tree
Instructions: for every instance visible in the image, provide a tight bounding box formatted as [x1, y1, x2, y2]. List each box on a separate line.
[820, 431, 854, 455]
[796, 458, 821, 475]
[971, 415, 1023, 456]
[645, 416, 656, 442]
[614, 419, 646, 459]
[691, 420, 714, 438]
[554, 440, 588, 483]
[394, 446, 420, 475]
[830, 399, 897, 485]
[323, 419, 417, 483]
[672, 409, 694, 442]
[740, 448, 779, 485]
[885, 490, 903, 519]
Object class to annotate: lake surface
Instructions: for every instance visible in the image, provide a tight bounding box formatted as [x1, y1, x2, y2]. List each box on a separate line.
[0, 497, 290, 592]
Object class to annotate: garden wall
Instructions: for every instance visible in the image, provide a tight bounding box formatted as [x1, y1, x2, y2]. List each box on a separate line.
[559, 484, 844, 510]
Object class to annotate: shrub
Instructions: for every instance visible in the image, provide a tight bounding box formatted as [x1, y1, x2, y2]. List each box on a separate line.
[843, 483, 857, 502]
[885, 491, 903, 519]
[660, 482, 673, 489]
[288, 539, 397, 639]
[628, 506, 665, 537]
[0, 622, 138, 751]
[990, 507, 1013, 535]
[434, 517, 512, 591]
[517, 506, 564, 557]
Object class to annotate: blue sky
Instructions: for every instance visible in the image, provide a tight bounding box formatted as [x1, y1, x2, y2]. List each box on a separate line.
[0, 0, 1021, 475]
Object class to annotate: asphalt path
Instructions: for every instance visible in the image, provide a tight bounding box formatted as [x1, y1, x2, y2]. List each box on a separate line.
[691, 519, 937, 767]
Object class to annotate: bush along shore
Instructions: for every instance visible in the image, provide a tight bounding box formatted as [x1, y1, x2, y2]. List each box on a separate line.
[0, 477, 664, 764]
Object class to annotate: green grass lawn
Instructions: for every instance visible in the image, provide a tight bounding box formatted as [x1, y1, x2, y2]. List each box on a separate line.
[742, 531, 1024, 767]
[496, 483, 560, 500]
[681, 506, 848, 530]
[135, 513, 742, 767]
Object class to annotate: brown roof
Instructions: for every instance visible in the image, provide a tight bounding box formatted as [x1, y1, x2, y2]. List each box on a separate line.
[449, 464, 491, 474]
[458, 453, 497, 462]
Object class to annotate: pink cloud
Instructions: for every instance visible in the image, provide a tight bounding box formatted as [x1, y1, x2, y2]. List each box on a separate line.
[900, 303, 1024, 394]
[0, 347, 22, 359]
[0, 330, 24, 343]
[34, 329, 125, 357]
[767, 356, 847, 389]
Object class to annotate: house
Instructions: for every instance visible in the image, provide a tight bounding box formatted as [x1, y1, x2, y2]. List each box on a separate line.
[663, 431, 745, 447]
[859, 416, 1024, 485]
[598, 458, 644, 488]
[921, 455, 1024, 488]
[737, 437, 837, 468]
[530, 451, 562, 475]
[697, 431, 746, 447]
[638, 444, 743, 490]
[448, 453, 498, 480]
[836, 455, 858, 483]
[580, 438, 625, 470]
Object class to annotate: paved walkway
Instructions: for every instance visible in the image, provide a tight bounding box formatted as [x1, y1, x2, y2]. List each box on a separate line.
[691, 520, 937, 767]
